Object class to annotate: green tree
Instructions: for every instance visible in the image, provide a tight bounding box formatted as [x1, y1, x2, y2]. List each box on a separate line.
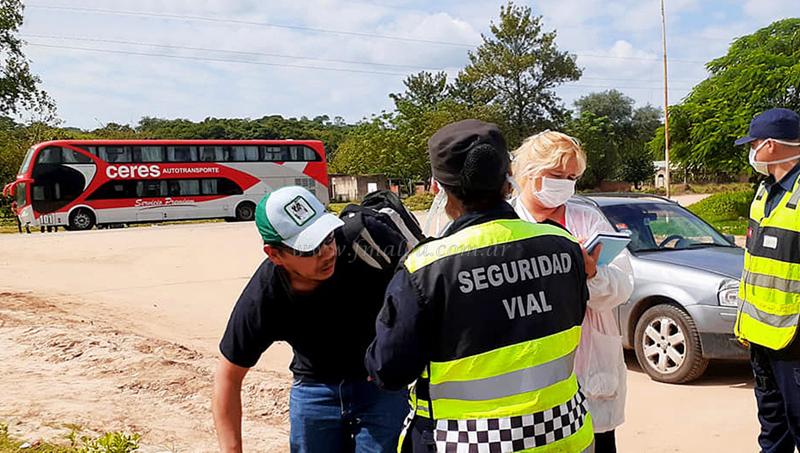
[574, 89, 635, 130]
[650, 18, 800, 175]
[455, 1, 581, 146]
[566, 112, 617, 189]
[0, 0, 54, 118]
[620, 148, 656, 189]
[570, 90, 661, 187]
[390, 71, 450, 115]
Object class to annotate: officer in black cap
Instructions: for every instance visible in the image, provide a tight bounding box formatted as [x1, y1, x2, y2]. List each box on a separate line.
[734, 108, 800, 452]
[366, 120, 595, 452]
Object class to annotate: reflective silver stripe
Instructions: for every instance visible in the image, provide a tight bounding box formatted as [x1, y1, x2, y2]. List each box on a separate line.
[787, 189, 800, 209]
[744, 271, 800, 294]
[429, 351, 575, 401]
[740, 299, 800, 328]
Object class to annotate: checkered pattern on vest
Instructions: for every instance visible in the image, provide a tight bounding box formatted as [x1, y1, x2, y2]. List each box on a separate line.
[434, 392, 588, 453]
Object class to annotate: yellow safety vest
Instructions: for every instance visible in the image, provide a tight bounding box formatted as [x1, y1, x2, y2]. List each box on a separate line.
[736, 177, 800, 350]
[400, 219, 594, 452]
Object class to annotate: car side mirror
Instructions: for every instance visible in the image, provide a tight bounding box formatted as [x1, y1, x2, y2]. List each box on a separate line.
[724, 234, 736, 245]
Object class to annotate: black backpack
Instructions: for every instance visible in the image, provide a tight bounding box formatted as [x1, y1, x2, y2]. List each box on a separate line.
[338, 190, 425, 271]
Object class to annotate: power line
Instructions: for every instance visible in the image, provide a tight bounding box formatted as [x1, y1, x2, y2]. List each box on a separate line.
[25, 3, 712, 64]
[26, 3, 477, 48]
[26, 43, 412, 76]
[22, 33, 443, 72]
[26, 41, 697, 92]
[23, 33, 705, 82]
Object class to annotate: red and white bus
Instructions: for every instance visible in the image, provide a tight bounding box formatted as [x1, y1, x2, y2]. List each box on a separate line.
[2, 139, 329, 231]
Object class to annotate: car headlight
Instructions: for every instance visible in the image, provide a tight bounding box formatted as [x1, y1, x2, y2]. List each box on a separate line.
[718, 279, 740, 307]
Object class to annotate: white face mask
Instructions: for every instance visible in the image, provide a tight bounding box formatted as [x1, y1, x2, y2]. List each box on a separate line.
[423, 181, 451, 238]
[532, 176, 576, 208]
[749, 139, 800, 176]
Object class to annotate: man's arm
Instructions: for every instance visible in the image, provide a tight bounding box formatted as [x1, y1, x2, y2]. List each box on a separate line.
[365, 268, 432, 390]
[212, 356, 249, 453]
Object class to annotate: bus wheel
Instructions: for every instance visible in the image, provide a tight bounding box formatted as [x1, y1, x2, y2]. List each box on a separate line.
[69, 208, 95, 231]
[235, 202, 256, 222]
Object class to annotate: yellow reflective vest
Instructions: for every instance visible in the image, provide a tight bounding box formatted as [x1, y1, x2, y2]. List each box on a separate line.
[402, 218, 594, 452]
[736, 177, 800, 350]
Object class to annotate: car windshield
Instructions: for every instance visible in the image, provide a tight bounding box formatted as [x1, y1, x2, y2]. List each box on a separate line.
[599, 201, 733, 252]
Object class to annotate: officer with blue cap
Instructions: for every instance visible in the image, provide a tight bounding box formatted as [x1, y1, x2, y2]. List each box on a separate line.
[734, 108, 800, 452]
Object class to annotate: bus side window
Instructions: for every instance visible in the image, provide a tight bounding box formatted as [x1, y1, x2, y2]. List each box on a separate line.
[100, 146, 131, 163]
[167, 146, 198, 162]
[137, 180, 166, 198]
[261, 146, 282, 162]
[132, 146, 164, 163]
[303, 147, 320, 161]
[36, 147, 63, 164]
[231, 146, 259, 162]
[218, 178, 243, 195]
[200, 147, 224, 162]
[62, 148, 92, 164]
[201, 179, 218, 195]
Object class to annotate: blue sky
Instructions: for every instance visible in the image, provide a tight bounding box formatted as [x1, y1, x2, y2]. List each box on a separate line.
[18, 0, 800, 129]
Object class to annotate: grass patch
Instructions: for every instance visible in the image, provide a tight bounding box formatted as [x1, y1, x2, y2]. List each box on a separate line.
[328, 203, 348, 215]
[328, 193, 434, 213]
[0, 423, 140, 453]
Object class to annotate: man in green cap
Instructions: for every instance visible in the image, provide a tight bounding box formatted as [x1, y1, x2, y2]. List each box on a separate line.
[213, 186, 409, 452]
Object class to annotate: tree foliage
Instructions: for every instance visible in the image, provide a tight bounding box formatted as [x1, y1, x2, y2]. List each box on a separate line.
[568, 90, 661, 187]
[455, 2, 581, 146]
[649, 18, 800, 175]
[0, 0, 54, 118]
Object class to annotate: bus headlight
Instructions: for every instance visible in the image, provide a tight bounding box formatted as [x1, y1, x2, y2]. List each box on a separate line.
[718, 279, 740, 308]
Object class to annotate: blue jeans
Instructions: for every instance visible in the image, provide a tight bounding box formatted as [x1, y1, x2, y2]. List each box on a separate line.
[289, 378, 409, 453]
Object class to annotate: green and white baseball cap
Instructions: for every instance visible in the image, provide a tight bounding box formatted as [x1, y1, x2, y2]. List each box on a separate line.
[255, 186, 344, 252]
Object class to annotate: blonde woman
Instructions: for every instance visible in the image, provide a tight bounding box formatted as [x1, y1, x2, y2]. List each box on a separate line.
[511, 131, 634, 453]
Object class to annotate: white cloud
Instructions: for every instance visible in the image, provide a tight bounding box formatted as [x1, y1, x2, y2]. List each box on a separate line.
[16, 0, 800, 129]
[743, 0, 800, 21]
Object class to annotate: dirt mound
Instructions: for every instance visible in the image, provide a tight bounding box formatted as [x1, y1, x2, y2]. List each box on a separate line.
[0, 291, 289, 452]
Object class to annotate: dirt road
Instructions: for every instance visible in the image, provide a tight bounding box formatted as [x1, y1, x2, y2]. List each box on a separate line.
[0, 222, 758, 452]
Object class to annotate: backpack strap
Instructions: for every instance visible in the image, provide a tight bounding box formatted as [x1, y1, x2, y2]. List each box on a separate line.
[339, 205, 394, 271]
[378, 207, 420, 249]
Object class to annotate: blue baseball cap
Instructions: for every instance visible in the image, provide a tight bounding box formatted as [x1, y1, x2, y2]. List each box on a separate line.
[735, 108, 800, 146]
[255, 186, 343, 251]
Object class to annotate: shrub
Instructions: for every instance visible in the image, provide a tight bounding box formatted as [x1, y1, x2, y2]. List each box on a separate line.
[403, 193, 434, 211]
[688, 190, 754, 222]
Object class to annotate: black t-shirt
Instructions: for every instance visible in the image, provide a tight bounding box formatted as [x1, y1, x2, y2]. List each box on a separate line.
[219, 214, 406, 382]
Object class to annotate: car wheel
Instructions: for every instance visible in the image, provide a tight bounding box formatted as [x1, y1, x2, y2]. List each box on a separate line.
[68, 208, 95, 231]
[235, 202, 256, 222]
[634, 304, 709, 384]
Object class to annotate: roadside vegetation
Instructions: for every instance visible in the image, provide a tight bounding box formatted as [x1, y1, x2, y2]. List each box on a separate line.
[0, 424, 140, 453]
[687, 190, 754, 235]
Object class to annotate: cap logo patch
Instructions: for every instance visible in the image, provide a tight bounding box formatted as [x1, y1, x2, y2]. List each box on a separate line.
[284, 196, 316, 226]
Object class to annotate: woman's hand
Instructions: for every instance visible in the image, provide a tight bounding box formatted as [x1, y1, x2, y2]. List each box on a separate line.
[580, 241, 602, 279]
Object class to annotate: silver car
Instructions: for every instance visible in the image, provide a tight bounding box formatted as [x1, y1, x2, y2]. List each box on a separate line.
[573, 194, 747, 384]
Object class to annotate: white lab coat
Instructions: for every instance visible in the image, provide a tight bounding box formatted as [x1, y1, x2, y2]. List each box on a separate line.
[511, 198, 634, 433]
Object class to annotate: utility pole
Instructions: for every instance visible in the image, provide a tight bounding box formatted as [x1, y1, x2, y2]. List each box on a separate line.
[660, 0, 671, 198]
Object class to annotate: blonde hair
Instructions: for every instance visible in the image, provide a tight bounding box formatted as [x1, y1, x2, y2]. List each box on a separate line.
[512, 130, 587, 191]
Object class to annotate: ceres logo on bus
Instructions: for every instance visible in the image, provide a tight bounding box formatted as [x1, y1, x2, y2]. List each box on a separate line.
[106, 165, 161, 179]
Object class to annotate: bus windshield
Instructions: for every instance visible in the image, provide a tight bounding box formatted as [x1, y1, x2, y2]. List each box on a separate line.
[19, 146, 35, 175]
